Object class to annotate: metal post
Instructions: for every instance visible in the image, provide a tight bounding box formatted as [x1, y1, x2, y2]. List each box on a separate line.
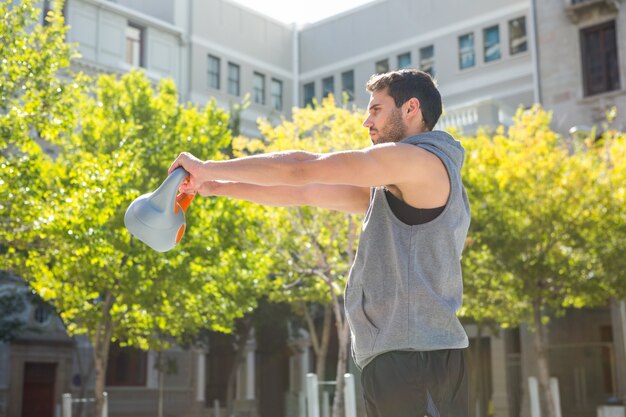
[213, 399, 220, 417]
[62, 393, 72, 417]
[550, 377, 562, 417]
[344, 374, 357, 417]
[321, 391, 330, 417]
[299, 391, 307, 417]
[528, 377, 541, 417]
[306, 373, 319, 417]
[102, 392, 108, 417]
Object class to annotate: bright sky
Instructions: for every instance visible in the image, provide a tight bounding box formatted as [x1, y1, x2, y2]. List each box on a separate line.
[229, 0, 377, 25]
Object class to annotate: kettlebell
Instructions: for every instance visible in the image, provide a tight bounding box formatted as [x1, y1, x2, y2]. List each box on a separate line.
[124, 167, 195, 252]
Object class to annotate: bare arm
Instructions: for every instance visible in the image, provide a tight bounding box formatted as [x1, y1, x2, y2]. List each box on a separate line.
[198, 181, 370, 214]
[170, 142, 449, 208]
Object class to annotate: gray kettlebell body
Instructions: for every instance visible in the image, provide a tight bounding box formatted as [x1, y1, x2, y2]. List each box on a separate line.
[124, 167, 191, 252]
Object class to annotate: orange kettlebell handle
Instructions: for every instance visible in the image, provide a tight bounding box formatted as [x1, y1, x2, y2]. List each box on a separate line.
[175, 192, 195, 214]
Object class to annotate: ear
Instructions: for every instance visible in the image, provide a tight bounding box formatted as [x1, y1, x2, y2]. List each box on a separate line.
[403, 97, 421, 116]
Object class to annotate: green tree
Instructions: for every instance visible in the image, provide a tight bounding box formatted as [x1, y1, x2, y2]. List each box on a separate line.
[0, 0, 81, 253]
[579, 120, 626, 299]
[461, 106, 611, 417]
[238, 96, 369, 417]
[3, 61, 275, 417]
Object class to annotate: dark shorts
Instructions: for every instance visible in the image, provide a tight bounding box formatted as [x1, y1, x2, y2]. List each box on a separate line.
[361, 349, 468, 417]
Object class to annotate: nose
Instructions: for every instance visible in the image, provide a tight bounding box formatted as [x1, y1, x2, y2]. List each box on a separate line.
[363, 115, 373, 128]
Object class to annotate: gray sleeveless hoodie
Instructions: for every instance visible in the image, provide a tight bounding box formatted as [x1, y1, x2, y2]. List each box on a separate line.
[344, 130, 471, 370]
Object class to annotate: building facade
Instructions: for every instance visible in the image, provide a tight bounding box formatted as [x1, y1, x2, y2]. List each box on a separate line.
[3, 0, 626, 416]
[534, 0, 626, 134]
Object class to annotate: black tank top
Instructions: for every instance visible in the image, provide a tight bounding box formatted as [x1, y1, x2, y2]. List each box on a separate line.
[384, 189, 445, 225]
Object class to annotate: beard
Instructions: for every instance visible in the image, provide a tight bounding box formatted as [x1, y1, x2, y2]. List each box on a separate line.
[372, 107, 407, 144]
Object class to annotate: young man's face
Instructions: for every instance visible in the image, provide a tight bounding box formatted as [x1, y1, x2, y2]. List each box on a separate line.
[363, 89, 407, 145]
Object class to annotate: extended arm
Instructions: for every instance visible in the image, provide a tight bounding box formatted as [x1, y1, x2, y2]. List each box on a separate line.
[200, 181, 370, 214]
[169, 142, 449, 210]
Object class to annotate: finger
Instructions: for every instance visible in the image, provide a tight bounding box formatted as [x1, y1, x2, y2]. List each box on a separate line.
[179, 181, 194, 194]
[168, 153, 187, 175]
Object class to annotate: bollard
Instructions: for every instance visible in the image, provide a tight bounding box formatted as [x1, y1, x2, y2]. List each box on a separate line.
[321, 391, 330, 417]
[62, 394, 72, 417]
[550, 378, 562, 417]
[528, 377, 541, 417]
[344, 374, 357, 417]
[306, 373, 320, 417]
[102, 392, 108, 417]
[213, 399, 220, 417]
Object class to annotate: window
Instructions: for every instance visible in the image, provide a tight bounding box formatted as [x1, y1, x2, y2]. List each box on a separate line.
[397, 52, 411, 69]
[208, 55, 220, 90]
[484, 25, 501, 63]
[228, 63, 240, 96]
[322, 76, 334, 98]
[375, 59, 389, 74]
[341, 70, 355, 102]
[42, 0, 52, 25]
[459, 33, 475, 69]
[253, 72, 265, 105]
[206, 332, 236, 406]
[419, 45, 434, 76]
[33, 305, 51, 325]
[125, 23, 144, 67]
[42, 0, 67, 25]
[106, 344, 147, 386]
[271, 79, 283, 111]
[303, 82, 315, 107]
[581, 21, 621, 96]
[509, 17, 528, 55]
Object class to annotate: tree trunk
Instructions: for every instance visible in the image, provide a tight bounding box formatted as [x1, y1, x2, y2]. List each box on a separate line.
[330, 213, 357, 417]
[472, 323, 484, 417]
[331, 315, 350, 417]
[304, 304, 332, 381]
[225, 316, 253, 417]
[158, 351, 164, 417]
[93, 291, 114, 417]
[74, 344, 94, 417]
[532, 300, 557, 417]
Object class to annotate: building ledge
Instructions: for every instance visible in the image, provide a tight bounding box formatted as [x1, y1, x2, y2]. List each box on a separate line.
[565, 0, 621, 23]
[578, 87, 626, 105]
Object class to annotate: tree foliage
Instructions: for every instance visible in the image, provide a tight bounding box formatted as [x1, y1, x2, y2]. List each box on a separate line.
[1, 3, 275, 415]
[459, 105, 626, 417]
[234, 96, 369, 416]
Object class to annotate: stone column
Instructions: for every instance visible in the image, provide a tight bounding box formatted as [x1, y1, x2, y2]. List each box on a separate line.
[196, 350, 206, 402]
[245, 344, 255, 400]
[491, 332, 511, 417]
[611, 299, 626, 403]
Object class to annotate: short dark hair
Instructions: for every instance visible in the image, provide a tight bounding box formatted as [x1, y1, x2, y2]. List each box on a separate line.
[365, 69, 442, 131]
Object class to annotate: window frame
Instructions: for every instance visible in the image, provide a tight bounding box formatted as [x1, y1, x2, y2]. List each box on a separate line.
[508, 16, 528, 56]
[483, 25, 501, 63]
[375, 59, 390, 74]
[341, 70, 355, 102]
[106, 344, 147, 387]
[271, 78, 283, 111]
[419, 45, 435, 76]
[228, 62, 241, 96]
[397, 52, 412, 69]
[125, 23, 145, 68]
[580, 20, 621, 96]
[458, 33, 475, 70]
[208, 55, 221, 90]
[303, 82, 315, 107]
[322, 76, 335, 98]
[253, 72, 266, 105]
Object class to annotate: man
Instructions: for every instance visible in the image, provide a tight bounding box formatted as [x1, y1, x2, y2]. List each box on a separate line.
[169, 69, 470, 417]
